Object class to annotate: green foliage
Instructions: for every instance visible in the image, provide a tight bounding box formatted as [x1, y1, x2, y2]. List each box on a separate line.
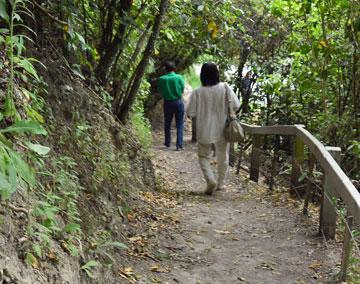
[183, 66, 201, 89]
[348, 249, 360, 283]
[88, 229, 128, 266]
[0, 119, 47, 135]
[0, 0, 48, 200]
[131, 81, 153, 149]
[131, 112, 152, 150]
[81, 260, 99, 278]
[28, 156, 82, 260]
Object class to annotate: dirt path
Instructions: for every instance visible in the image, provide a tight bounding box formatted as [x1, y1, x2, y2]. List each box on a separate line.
[124, 128, 340, 284]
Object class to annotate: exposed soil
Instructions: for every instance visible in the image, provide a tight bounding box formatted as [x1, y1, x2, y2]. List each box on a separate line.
[121, 126, 342, 284]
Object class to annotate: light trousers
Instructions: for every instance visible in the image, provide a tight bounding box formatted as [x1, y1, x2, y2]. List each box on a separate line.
[197, 140, 229, 188]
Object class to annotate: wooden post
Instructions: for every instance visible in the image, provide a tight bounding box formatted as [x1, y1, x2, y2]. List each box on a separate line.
[339, 215, 353, 282]
[191, 117, 196, 142]
[291, 135, 305, 190]
[250, 135, 262, 182]
[319, 146, 341, 238]
[303, 153, 315, 214]
[229, 143, 236, 166]
[269, 135, 280, 191]
[236, 142, 243, 175]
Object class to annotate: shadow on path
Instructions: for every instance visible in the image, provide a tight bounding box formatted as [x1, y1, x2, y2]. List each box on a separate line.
[144, 130, 341, 284]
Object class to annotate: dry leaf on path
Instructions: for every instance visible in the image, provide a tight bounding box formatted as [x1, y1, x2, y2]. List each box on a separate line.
[309, 261, 322, 271]
[119, 267, 138, 283]
[214, 229, 231, 235]
[150, 265, 171, 273]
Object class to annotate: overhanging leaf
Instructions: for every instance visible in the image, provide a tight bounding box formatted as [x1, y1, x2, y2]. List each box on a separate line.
[0, 0, 9, 23]
[17, 58, 40, 81]
[8, 149, 35, 186]
[0, 119, 47, 135]
[26, 142, 50, 156]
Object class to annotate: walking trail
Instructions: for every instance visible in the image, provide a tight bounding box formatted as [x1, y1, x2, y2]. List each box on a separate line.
[124, 127, 340, 284]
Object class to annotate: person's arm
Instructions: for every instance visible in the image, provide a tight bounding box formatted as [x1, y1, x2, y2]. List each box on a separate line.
[157, 77, 163, 94]
[186, 90, 197, 117]
[225, 84, 240, 111]
[180, 76, 185, 94]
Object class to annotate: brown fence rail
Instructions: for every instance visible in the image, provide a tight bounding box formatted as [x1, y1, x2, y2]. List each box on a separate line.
[239, 122, 360, 281]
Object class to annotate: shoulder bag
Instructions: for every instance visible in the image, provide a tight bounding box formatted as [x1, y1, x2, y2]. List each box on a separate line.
[224, 84, 244, 143]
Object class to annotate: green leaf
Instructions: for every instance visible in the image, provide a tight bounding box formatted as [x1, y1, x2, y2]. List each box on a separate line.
[82, 260, 99, 270]
[0, 28, 9, 34]
[62, 223, 81, 234]
[105, 241, 128, 250]
[81, 260, 99, 278]
[298, 172, 307, 182]
[8, 163, 17, 195]
[17, 58, 40, 81]
[66, 242, 79, 257]
[0, 172, 11, 199]
[33, 243, 42, 258]
[0, 0, 9, 23]
[25, 142, 50, 156]
[0, 119, 47, 135]
[25, 106, 45, 124]
[25, 252, 38, 267]
[8, 149, 35, 186]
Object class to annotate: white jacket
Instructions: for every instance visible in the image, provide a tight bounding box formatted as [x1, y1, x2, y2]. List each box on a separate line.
[186, 83, 240, 144]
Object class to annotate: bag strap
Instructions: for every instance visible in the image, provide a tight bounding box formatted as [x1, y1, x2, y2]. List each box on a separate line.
[225, 83, 235, 119]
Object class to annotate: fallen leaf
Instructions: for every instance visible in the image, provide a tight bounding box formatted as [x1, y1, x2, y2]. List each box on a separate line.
[150, 265, 170, 273]
[119, 267, 137, 284]
[129, 236, 142, 243]
[127, 214, 135, 222]
[123, 267, 134, 275]
[309, 261, 322, 271]
[214, 229, 231, 235]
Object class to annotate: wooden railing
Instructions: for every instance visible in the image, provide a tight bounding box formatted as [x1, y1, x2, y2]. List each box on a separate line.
[239, 123, 360, 281]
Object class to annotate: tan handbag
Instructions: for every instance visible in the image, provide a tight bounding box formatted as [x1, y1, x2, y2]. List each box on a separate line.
[224, 84, 244, 143]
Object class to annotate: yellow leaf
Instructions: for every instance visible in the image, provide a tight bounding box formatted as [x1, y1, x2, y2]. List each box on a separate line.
[228, 16, 236, 24]
[211, 28, 219, 39]
[124, 267, 134, 274]
[207, 20, 217, 32]
[318, 40, 327, 48]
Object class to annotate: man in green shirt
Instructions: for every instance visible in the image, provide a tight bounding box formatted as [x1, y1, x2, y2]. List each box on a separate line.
[158, 61, 185, 150]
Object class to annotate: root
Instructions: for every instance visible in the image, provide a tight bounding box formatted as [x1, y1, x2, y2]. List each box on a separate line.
[1, 202, 29, 217]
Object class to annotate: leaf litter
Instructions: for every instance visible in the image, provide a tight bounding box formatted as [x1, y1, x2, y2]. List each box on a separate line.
[120, 131, 342, 283]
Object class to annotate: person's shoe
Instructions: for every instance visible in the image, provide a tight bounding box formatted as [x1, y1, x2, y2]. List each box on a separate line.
[204, 181, 217, 195]
[176, 146, 184, 151]
[163, 143, 170, 148]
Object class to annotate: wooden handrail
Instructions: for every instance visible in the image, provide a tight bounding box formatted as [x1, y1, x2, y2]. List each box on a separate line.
[240, 122, 360, 222]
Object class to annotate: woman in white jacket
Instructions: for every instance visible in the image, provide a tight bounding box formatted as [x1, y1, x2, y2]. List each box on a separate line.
[186, 62, 240, 195]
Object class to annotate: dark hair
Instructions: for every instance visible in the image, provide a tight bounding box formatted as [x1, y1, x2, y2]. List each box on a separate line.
[200, 62, 220, 86]
[164, 61, 176, 72]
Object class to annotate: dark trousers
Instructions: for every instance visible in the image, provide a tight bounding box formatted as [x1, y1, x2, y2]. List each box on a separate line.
[163, 99, 184, 149]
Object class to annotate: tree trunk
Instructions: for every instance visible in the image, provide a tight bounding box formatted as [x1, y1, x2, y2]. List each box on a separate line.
[111, 24, 150, 109]
[95, 0, 132, 85]
[116, 0, 169, 123]
[235, 43, 251, 96]
[98, 0, 116, 56]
